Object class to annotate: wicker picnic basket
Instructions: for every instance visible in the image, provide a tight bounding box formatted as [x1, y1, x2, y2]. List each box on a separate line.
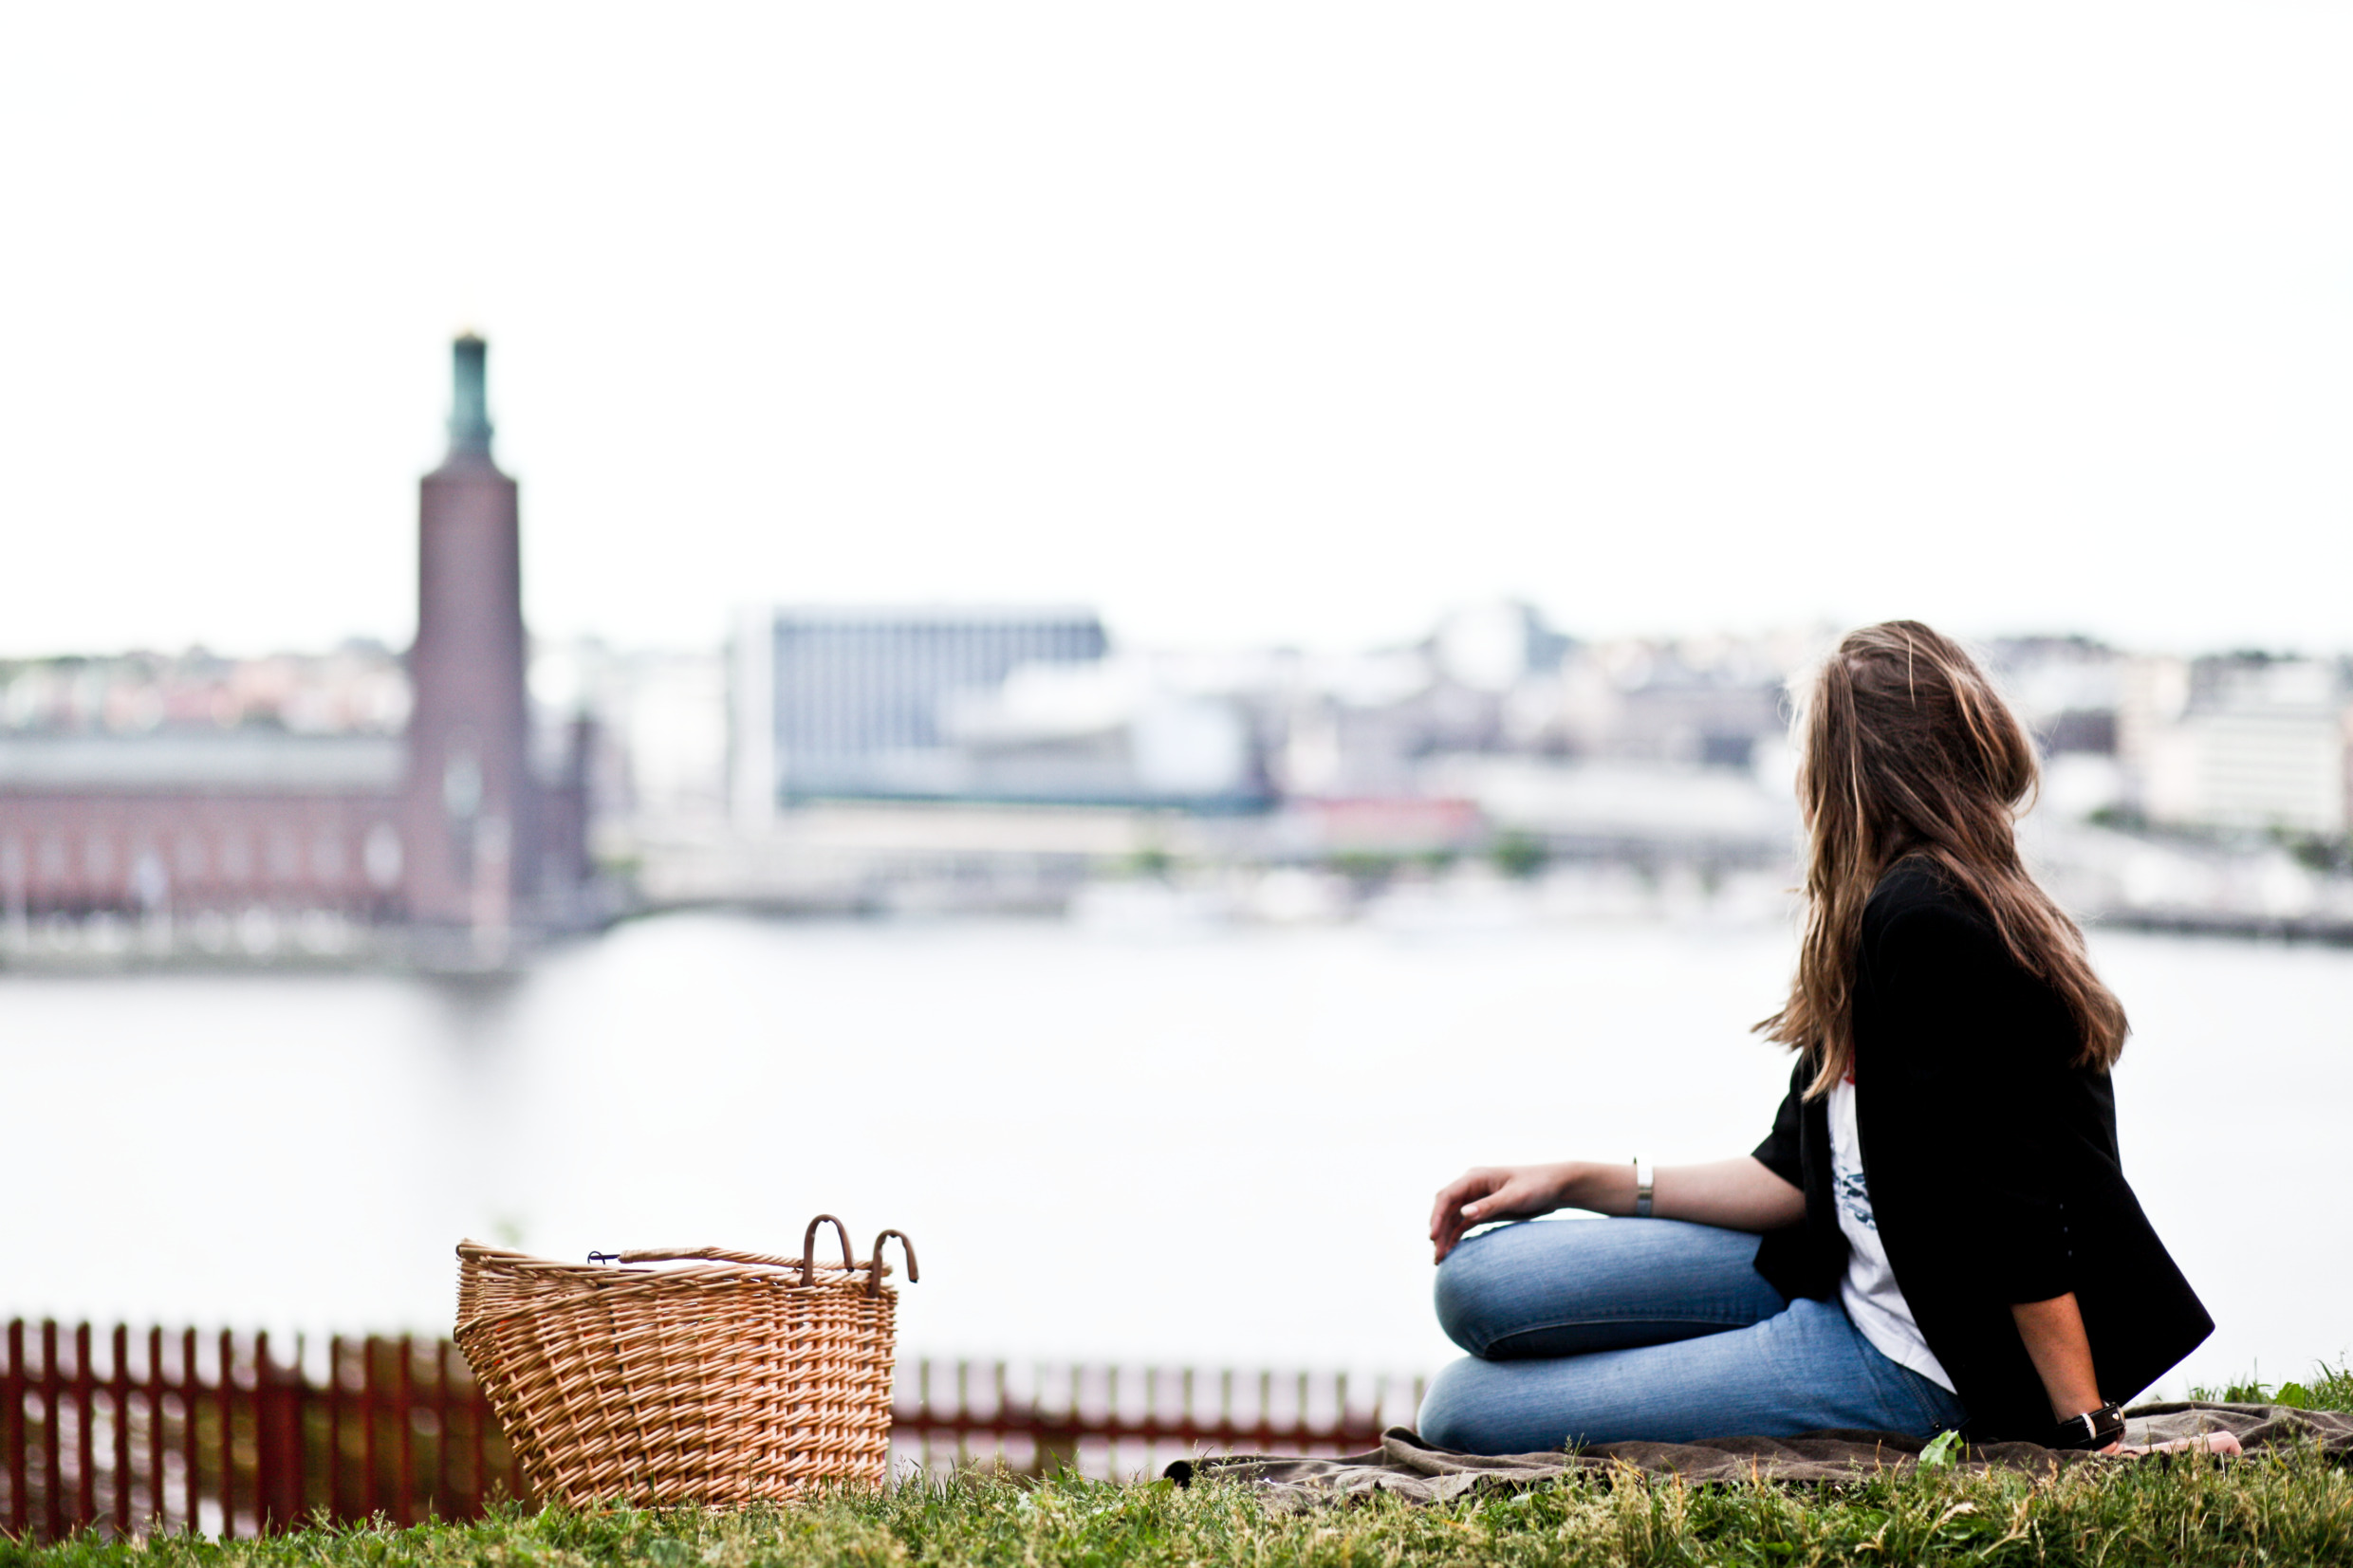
[454, 1216, 917, 1506]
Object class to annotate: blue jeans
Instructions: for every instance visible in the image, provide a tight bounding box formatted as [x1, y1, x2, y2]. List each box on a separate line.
[1417, 1217, 1969, 1453]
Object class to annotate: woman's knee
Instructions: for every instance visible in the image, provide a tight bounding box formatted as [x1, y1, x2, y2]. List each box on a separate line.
[1413, 1357, 1489, 1452]
[1432, 1231, 1515, 1356]
[1417, 1356, 1578, 1455]
[1435, 1219, 1614, 1356]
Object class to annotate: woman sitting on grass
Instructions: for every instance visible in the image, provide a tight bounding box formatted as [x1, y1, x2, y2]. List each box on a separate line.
[1418, 621, 2213, 1455]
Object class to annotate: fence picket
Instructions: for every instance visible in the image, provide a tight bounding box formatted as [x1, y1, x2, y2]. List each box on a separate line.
[391, 1336, 414, 1529]
[360, 1337, 379, 1522]
[74, 1323, 95, 1530]
[4, 1319, 23, 1538]
[41, 1320, 63, 1543]
[179, 1328, 198, 1536]
[110, 1324, 130, 1537]
[467, 1346, 488, 1518]
[145, 1327, 164, 1535]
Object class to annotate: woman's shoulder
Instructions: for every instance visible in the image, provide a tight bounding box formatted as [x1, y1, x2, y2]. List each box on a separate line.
[1862, 856, 2000, 955]
[1860, 857, 2084, 1068]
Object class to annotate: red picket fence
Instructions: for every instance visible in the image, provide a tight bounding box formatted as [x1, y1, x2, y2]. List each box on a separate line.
[0, 1321, 516, 1542]
[892, 1359, 1422, 1480]
[1, 1321, 1423, 1541]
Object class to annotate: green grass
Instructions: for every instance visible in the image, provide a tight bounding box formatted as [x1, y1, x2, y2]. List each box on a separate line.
[8, 1370, 2348, 1568]
[2189, 1360, 2353, 1411]
[7, 1454, 2351, 1568]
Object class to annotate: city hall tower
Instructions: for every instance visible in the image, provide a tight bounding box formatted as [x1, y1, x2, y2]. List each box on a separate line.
[402, 335, 536, 946]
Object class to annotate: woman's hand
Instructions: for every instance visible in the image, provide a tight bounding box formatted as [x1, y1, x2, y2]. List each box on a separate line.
[1427, 1156, 1805, 1263]
[1429, 1163, 1577, 1263]
[2120, 1431, 2241, 1458]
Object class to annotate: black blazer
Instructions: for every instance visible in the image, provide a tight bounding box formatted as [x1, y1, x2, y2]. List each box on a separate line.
[1750, 859, 2213, 1440]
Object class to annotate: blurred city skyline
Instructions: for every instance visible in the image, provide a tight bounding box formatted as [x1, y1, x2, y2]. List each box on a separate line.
[4, 5, 2350, 661]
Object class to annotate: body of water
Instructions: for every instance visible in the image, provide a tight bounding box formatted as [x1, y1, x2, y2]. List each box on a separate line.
[1, 909, 2343, 1398]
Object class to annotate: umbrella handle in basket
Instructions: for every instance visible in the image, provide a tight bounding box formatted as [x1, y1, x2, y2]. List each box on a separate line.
[804, 1214, 856, 1284]
[868, 1229, 918, 1298]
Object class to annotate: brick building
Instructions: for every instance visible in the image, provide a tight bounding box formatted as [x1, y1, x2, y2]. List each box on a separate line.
[0, 337, 590, 963]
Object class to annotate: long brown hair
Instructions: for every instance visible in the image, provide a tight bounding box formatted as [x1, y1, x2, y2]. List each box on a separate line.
[1756, 620, 2126, 1097]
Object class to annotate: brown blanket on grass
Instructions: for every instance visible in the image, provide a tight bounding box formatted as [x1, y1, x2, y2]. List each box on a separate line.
[1166, 1404, 2353, 1506]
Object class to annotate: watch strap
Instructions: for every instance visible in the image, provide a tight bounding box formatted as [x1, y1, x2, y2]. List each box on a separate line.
[2048, 1401, 2125, 1451]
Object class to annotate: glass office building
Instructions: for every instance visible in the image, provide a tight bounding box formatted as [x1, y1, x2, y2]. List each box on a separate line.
[731, 607, 1110, 812]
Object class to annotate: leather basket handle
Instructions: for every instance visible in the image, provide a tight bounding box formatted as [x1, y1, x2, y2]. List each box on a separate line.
[803, 1214, 856, 1285]
[868, 1228, 918, 1299]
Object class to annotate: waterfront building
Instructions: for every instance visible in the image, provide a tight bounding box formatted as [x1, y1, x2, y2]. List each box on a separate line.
[728, 605, 1112, 816]
[0, 337, 591, 961]
[2122, 655, 2351, 837]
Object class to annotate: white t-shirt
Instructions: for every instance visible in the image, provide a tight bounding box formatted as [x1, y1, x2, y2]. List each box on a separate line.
[1827, 1076, 1955, 1393]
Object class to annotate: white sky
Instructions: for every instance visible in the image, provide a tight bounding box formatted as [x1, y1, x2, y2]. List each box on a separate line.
[1, 5, 2347, 660]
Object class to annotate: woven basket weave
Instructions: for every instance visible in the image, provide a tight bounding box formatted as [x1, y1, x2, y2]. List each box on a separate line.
[454, 1216, 917, 1505]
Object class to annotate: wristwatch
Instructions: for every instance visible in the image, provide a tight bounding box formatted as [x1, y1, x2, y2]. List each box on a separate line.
[2049, 1401, 2126, 1451]
[1632, 1157, 1655, 1220]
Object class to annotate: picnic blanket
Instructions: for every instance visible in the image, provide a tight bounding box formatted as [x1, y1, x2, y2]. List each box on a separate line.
[1166, 1403, 2353, 1507]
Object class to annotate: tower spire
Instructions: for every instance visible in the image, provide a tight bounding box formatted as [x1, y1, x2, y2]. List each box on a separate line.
[447, 333, 494, 457]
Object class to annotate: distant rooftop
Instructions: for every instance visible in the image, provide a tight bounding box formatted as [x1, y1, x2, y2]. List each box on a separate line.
[764, 605, 1105, 626]
[0, 733, 403, 794]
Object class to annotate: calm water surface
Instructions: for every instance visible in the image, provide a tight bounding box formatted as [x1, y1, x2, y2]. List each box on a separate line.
[2, 910, 2344, 1396]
